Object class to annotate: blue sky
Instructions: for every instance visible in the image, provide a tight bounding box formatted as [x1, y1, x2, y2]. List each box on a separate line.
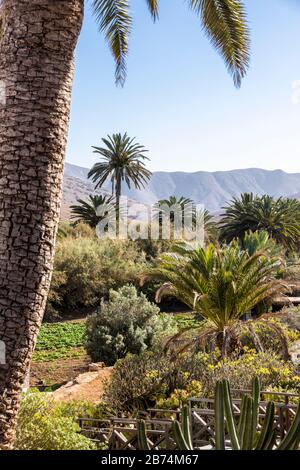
[66, 0, 300, 174]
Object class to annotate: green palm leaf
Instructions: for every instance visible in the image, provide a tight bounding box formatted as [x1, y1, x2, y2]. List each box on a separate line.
[189, 0, 250, 87]
[220, 193, 300, 251]
[146, 0, 159, 21]
[92, 0, 249, 86]
[92, 0, 132, 85]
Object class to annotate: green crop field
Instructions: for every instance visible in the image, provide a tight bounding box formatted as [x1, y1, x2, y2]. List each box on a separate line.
[33, 321, 86, 362]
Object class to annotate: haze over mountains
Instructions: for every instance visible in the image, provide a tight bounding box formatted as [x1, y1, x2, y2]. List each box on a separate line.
[61, 162, 300, 219]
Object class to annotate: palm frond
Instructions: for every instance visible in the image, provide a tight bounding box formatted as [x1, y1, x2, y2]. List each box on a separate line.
[189, 0, 250, 87]
[145, 0, 159, 21]
[92, 0, 132, 85]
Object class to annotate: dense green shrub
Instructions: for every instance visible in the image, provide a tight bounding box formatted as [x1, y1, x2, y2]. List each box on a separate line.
[85, 285, 176, 365]
[45, 238, 147, 319]
[104, 351, 211, 414]
[58, 221, 97, 240]
[16, 393, 96, 450]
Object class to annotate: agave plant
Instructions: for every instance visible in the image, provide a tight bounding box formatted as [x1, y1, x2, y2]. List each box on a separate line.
[137, 378, 300, 450]
[219, 193, 300, 252]
[145, 242, 289, 357]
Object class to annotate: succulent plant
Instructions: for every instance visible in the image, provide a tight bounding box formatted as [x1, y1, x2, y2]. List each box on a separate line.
[137, 377, 300, 450]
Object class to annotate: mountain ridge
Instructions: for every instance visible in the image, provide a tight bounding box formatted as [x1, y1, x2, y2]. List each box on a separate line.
[61, 162, 300, 218]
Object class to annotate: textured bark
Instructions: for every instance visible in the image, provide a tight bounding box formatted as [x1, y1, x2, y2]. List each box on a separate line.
[0, 0, 83, 448]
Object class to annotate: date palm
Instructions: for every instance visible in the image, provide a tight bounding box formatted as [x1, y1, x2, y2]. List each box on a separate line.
[219, 193, 300, 251]
[88, 133, 152, 212]
[0, 0, 249, 448]
[70, 194, 115, 228]
[146, 243, 288, 357]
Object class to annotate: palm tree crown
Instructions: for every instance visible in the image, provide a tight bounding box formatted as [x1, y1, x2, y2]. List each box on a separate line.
[88, 133, 152, 200]
[92, 0, 250, 87]
[219, 193, 300, 251]
[70, 194, 115, 228]
[154, 196, 194, 223]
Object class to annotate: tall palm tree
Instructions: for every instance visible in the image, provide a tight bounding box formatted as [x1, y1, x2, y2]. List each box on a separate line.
[0, 0, 249, 448]
[146, 243, 288, 357]
[219, 193, 300, 251]
[88, 133, 152, 213]
[70, 194, 115, 228]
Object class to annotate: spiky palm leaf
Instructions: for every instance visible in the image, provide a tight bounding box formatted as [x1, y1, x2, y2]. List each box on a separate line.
[92, 0, 249, 86]
[92, 0, 131, 85]
[70, 194, 115, 228]
[219, 193, 300, 251]
[189, 0, 250, 87]
[146, 0, 159, 21]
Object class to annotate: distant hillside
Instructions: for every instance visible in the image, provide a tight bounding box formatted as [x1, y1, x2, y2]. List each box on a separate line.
[61, 163, 300, 218]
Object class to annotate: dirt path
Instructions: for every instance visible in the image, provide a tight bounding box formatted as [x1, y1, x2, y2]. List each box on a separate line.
[52, 367, 113, 403]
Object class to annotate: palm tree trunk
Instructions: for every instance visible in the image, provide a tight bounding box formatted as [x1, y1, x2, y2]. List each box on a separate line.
[0, 0, 83, 449]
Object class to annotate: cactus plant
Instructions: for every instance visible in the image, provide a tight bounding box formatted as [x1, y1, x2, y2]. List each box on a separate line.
[136, 378, 300, 450]
[172, 378, 300, 450]
[137, 419, 151, 450]
[172, 405, 193, 450]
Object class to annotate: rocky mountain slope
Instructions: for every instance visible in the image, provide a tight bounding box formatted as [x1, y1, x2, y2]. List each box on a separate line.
[61, 163, 300, 219]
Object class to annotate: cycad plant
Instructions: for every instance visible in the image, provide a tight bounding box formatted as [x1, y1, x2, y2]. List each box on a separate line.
[219, 193, 300, 251]
[146, 242, 288, 357]
[70, 194, 115, 228]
